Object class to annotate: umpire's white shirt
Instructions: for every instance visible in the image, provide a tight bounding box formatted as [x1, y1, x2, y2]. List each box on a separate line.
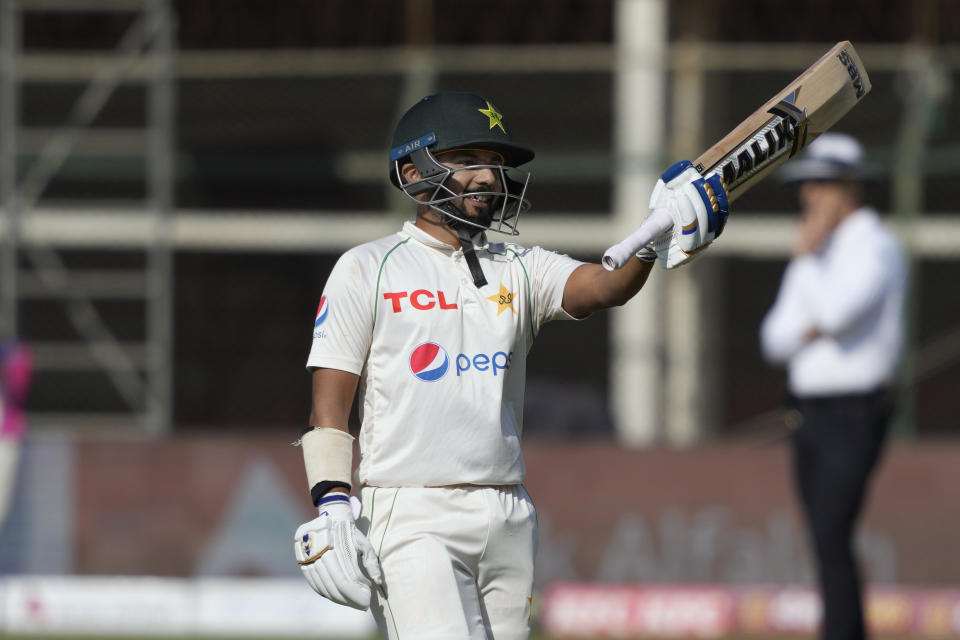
[760, 207, 907, 396]
[308, 221, 582, 487]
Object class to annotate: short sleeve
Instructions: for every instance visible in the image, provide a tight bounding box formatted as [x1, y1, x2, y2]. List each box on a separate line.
[523, 246, 585, 331]
[306, 249, 374, 374]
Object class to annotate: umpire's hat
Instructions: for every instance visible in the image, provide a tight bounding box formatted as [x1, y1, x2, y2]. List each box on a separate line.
[780, 132, 864, 183]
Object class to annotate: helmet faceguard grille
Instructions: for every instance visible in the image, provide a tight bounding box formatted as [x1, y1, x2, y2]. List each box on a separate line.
[393, 147, 532, 236]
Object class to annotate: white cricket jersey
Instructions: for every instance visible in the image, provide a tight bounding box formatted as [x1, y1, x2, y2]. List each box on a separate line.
[760, 207, 907, 396]
[307, 220, 584, 487]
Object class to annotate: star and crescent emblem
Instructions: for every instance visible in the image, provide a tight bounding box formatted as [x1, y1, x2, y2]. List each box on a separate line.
[478, 101, 506, 133]
[487, 283, 518, 316]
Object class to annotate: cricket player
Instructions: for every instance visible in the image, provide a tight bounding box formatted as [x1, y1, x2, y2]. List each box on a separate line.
[293, 92, 728, 639]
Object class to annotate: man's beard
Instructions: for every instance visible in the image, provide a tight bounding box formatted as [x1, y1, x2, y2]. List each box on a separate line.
[443, 195, 496, 231]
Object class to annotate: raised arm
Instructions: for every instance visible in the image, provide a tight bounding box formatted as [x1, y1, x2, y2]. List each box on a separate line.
[562, 257, 655, 318]
[569, 160, 728, 318]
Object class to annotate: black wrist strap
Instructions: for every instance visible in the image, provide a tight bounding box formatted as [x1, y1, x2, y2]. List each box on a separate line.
[311, 481, 352, 507]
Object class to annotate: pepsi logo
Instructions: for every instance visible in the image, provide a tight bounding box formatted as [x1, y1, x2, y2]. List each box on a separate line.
[409, 342, 449, 382]
[314, 296, 329, 328]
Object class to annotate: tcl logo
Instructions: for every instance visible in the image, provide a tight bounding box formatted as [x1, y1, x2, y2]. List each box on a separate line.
[383, 290, 458, 313]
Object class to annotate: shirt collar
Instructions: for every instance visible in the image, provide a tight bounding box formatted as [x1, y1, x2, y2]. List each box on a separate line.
[401, 220, 489, 252]
[833, 206, 876, 239]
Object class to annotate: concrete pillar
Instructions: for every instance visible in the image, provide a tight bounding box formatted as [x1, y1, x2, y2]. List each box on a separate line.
[610, 0, 668, 447]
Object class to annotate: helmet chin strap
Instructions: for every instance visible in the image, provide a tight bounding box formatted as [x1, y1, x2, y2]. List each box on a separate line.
[438, 204, 489, 288]
[456, 226, 488, 288]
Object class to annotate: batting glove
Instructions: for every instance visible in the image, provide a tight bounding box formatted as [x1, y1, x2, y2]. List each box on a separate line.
[294, 493, 384, 611]
[648, 160, 729, 269]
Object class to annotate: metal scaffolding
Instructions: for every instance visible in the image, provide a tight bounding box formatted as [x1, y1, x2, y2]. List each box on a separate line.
[1, 3, 958, 440]
[0, 0, 174, 434]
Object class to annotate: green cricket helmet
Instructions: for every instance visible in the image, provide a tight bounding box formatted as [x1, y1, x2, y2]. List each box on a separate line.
[389, 92, 535, 236]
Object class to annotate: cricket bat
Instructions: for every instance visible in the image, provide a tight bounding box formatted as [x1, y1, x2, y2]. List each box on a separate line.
[602, 40, 871, 270]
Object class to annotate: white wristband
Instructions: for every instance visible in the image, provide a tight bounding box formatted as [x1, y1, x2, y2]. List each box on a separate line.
[300, 427, 354, 492]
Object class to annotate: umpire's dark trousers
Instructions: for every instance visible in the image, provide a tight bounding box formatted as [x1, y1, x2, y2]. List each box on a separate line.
[790, 389, 892, 640]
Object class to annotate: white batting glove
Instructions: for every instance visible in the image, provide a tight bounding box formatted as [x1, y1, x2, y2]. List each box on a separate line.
[294, 493, 384, 611]
[647, 160, 729, 269]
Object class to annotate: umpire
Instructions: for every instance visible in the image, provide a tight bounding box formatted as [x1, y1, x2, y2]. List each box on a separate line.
[760, 133, 907, 640]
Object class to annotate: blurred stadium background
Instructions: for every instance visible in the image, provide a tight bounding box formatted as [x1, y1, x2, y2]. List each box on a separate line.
[1, 0, 959, 637]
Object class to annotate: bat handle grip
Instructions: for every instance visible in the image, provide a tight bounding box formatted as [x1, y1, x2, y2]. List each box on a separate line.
[601, 208, 673, 271]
